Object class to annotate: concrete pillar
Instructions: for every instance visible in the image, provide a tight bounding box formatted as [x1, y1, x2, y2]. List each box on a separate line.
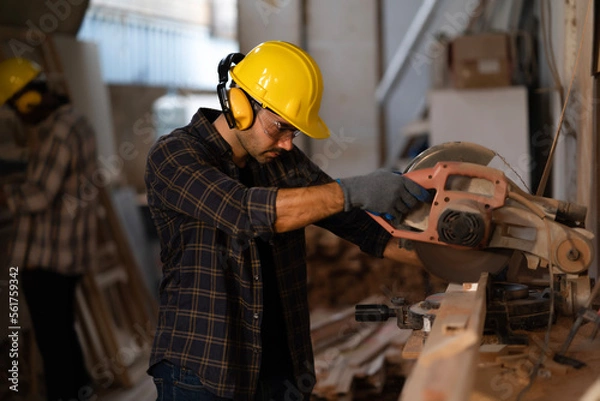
[238, 0, 380, 178]
[306, 0, 379, 178]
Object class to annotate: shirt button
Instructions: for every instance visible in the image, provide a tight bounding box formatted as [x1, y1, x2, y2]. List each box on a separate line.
[254, 275, 259, 281]
[253, 312, 259, 320]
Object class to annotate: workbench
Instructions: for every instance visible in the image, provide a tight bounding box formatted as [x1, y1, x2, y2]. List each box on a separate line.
[472, 315, 600, 401]
[399, 276, 600, 401]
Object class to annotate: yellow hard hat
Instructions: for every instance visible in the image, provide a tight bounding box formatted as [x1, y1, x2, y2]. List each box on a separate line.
[0, 58, 42, 105]
[230, 41, 331, 139]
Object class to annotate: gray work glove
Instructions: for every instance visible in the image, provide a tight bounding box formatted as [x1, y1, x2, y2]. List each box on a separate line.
[337, 169, 431, 221]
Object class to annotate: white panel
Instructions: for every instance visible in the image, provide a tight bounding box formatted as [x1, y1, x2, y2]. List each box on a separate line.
[53, 35, 117, 163]
[430, 87, 530, 191]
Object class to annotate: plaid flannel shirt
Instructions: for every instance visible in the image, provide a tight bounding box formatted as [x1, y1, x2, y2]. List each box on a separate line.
[4, 105, 98, 275]
[145, 108, 392, 400]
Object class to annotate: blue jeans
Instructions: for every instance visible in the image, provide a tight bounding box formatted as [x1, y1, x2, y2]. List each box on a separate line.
[149, 360, 231, 401]
[149, 360, 305, 401]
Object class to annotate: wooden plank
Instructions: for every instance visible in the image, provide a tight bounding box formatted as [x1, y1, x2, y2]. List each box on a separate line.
[357, 353, 388, 395]
[313, 324, 379, 397]
[402, 330, 427, 360]
[99, 187, 157, 324]
[389, 328, 413, 347]
[313, 356, 346, 399]
[81, 273, 133, 387]
[314, 321, 403, 400]
[363, 353, 386, 378]
[311, 295, 384, 353]
[115, 284, 145, 343]
[94, 266, 128, 288]
[76, 289, 103, 366]
[346, 321, 399, 367]
[311, 307, 357, 353]
[478, 344, 508, 363]
[400, 273, 488, 401]
[336, 324, 381, 354]
[335, 366, 359, 397]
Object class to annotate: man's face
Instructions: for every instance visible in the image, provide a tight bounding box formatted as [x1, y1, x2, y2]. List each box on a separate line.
[238, 107, 301, 164]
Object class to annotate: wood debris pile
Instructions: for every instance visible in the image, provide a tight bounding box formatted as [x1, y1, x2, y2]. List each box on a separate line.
[309, 298, 412, 401]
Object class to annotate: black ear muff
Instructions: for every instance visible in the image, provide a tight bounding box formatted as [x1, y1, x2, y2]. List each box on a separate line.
[217, 52, 254, 130]
[14, 90, 42, 114]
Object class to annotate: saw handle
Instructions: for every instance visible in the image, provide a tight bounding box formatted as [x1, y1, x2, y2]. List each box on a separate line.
[368, 161, 509, 248]
[355, 304, 395, 322]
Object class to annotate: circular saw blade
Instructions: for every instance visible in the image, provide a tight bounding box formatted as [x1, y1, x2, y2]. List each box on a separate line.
[414, 243, 513, 283]
[406, 142, 513, 283]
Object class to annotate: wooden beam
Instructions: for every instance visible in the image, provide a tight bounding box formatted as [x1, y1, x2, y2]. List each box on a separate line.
[399, 273, 488, 401]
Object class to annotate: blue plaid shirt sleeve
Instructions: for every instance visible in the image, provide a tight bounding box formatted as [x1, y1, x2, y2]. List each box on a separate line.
[146, 135, 278, 239]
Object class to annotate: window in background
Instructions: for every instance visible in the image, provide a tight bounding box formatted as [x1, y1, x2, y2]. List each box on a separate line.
[77, 0, 238, 90]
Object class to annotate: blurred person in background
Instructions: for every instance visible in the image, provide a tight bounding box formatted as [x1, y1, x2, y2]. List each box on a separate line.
[0, 57, 99, 401]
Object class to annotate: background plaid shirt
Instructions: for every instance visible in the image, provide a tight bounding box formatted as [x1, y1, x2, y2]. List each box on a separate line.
[145, 108, 392, 400]
[4, 105, 98, 275]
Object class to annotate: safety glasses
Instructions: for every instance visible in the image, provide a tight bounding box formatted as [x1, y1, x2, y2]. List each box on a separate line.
[256, 108, 301, 142]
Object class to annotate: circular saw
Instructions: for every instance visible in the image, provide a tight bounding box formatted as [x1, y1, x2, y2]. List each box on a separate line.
[371, 142, 594, 283]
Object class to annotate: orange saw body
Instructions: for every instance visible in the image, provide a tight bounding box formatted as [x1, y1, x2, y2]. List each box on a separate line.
[369, 160, 594, 281]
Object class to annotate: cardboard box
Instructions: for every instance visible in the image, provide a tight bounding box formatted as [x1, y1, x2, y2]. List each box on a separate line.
[450, 33, 512, 89]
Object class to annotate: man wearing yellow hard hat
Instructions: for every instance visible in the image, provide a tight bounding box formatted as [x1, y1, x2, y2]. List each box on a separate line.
[0, 57, 98, 401]
[145, 41, 430, 401]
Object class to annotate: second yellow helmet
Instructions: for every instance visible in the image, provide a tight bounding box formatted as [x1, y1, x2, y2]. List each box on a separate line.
[0, 58, 42, 106]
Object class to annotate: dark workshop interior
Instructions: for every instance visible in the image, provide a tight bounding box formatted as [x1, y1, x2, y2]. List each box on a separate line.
[1, 1, 600, 400]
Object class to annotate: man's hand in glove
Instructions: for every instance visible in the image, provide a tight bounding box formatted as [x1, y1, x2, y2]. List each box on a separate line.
[336, 169, 431, 221]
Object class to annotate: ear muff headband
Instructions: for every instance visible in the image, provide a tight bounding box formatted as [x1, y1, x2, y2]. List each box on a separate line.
[217, 53, 254, 130]
[14, 90, 42, 114]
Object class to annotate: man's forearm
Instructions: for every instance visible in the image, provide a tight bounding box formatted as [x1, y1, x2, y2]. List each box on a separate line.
[274, 182, 344, 232]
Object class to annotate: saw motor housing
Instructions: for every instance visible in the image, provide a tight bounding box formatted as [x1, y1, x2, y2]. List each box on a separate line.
[436, 201, 489, 248]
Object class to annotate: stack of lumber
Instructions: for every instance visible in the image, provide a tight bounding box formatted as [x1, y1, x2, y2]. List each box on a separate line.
[75, 187, 157, 390]
[310, 299, 413, 401]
